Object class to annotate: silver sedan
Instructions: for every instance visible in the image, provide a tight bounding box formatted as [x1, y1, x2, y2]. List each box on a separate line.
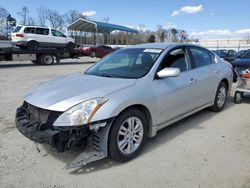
[16, 43, 233, 168]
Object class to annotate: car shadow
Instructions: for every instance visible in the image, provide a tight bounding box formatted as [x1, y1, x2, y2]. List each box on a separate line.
[43, 96, 238, 174]
[0, 61, 95, 68]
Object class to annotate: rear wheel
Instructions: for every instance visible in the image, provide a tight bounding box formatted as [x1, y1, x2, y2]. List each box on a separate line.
[39, 54, 54, 65]
[109, 109, 147, 162]
[89, 51, 96, 58]
[234, 91, 243, 104]
[27, 41, 38, 50]
[210, 82, 228, 112]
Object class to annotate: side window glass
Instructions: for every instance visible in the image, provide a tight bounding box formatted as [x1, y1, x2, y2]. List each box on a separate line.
[160, 48, 188, 72]
[210, 52, 216, 63]
[190, 47, 212, 68]
[52, 30, 66, 37]
[24, 27, 35, 34]
[36, 28, 49, 35]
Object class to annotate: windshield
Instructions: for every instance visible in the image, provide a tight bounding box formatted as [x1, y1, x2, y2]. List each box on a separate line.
[85, 48, 163, 79]
[216, 50, 227, 57]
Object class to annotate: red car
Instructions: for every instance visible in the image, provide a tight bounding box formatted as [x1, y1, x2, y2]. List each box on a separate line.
[78, 45, 114, 58]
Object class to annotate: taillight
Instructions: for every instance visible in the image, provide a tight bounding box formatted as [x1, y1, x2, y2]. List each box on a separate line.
[16, 34, 24, 37]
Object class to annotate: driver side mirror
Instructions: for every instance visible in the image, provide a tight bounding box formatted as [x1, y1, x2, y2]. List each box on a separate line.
[157, 67, 180, 78]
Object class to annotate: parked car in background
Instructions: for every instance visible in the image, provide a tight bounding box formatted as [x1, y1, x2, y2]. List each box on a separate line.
[16, 43, 233, 167]
[214, 49, 238, 63]
[78, 44, 114, 58]
[232, 49, 250, 81]
[237, 49, 247, 58]
[11, 25, 75, 50]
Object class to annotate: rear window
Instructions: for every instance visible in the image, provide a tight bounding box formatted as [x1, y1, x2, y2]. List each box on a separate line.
[36, 28, 49, 35]
[13, 26, 22, 33]
[24, 27, 36, 34]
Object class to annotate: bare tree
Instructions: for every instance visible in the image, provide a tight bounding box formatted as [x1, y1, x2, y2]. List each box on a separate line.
[64, 10, 81, 25]
[101, 17, 110, 23]
[38, 6, 47, 26]
[170, 28, 178, 42]
[147, 34, 156, 43]
[18, 6, 29, 25]
[0, 7, 16, 38]
[27, 16, 35, 25]
[0, 7, 9, 33]
[46, 9, 64, 31]
[156, 25, 165, 42]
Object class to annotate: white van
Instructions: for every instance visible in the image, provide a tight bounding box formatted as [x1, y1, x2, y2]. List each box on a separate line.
[12, 26, 75, 50]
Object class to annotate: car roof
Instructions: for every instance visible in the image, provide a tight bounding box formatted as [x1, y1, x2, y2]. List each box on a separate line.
[127, 42, 206, 50]
[18, 25, 51, 29]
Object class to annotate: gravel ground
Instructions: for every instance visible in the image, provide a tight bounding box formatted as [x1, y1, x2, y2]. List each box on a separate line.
[0, 58, 250, 188]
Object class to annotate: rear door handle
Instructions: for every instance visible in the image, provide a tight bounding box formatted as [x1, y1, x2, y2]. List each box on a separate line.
[189, 78, 198, 85]
[189, 78, 194, 84]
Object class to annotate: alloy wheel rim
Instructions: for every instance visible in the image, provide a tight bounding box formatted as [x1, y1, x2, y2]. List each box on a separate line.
[117, 117, 144, 155]
[217, 87, 226, 108]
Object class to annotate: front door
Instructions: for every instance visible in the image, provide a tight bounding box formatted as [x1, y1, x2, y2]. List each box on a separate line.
[153, 47, 199, 125]
[50, 29, 67, 47]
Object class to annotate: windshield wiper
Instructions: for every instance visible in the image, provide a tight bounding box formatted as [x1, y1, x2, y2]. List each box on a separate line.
[85, 72, 131, 79]
[93, 73, 118, 78]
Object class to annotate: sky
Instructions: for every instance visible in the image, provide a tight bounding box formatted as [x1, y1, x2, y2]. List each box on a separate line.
[1, 0, 250, 39]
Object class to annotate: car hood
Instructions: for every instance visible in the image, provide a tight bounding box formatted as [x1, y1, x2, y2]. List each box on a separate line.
[24, 73, 136, 111]
[232, 59, 250, 67]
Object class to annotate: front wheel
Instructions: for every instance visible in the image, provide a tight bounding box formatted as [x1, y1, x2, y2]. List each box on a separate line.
[210, 82, 228, 112]
[66, 42, 75, 50]
[109, 109, 147, 162]
[89, 51, 96, 58]
[27, 41, 38, 50]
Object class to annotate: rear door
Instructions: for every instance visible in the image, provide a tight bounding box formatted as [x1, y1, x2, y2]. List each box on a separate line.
[23, 26, 36, 41]
[188, 46, 220, 105]
[35, 27, 50, 46]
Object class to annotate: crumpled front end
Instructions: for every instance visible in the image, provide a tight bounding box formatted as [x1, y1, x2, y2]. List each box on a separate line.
[15, 101, 114, 168]
[16, 101, 88, 152]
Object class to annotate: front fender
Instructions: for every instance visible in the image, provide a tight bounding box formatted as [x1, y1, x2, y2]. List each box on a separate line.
[90, 82, 157, 127]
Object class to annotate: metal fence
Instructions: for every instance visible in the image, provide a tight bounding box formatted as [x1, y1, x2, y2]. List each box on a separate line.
[198, 38, 250, 51]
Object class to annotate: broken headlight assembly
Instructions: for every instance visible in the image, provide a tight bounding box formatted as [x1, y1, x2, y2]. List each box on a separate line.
[53, 98, 108, 127]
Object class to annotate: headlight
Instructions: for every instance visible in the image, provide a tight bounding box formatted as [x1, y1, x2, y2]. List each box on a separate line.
[53, 98, 108, 127]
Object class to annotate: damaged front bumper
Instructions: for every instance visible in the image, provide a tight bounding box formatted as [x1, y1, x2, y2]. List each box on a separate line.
[15, 102, 114, 169]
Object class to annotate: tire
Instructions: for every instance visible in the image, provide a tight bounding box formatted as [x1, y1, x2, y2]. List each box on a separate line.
[210, 82, 228, 112]
[27, 41, 38, 50]
[234, 91, 243, 104]
[109, 108, 147, 162]
[66, 42, 75, 50]
[40, 54, 54, 65]
[89, 51, 96, 58]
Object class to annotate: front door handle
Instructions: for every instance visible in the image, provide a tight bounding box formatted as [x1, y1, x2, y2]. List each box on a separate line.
[215, 69, 221, 74]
